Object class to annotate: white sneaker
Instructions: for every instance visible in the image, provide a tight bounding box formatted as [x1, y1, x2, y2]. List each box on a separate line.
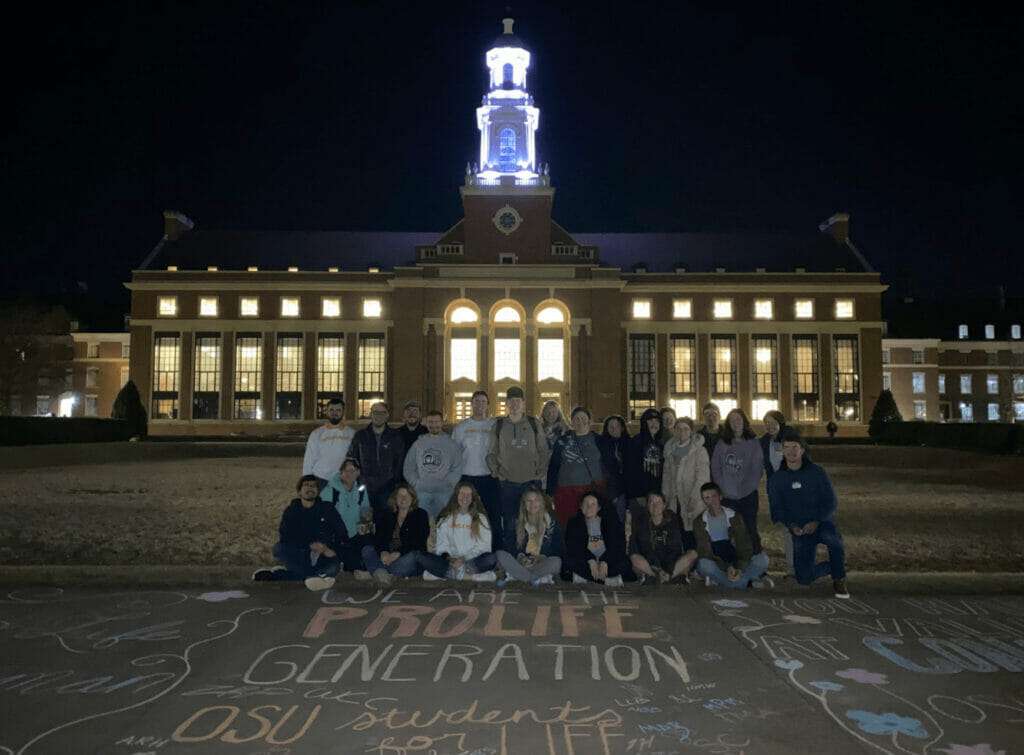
[605, 575, 624, 587]
[305, 575, 336, 591]
[705, 576, 713, 588]
[534, 574, 555, 585]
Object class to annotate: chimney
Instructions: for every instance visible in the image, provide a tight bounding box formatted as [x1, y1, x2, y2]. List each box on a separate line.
[818, 212, 850, 243]
[163, 210, 195, 242]
[502, 17, 515, 34]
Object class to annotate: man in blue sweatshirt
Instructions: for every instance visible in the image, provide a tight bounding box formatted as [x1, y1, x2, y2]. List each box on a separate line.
[768, 428, 849, 599]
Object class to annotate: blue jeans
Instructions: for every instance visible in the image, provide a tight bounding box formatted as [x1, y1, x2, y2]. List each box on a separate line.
[361, 546, 430, 577]
[499, 480, 540, 552]
[272, 542, 341, 580]
[415, 488, 453, 520]
[792, 521, 847, 585]
[699, 551, 769, 589]
[462, 474, 500, 552]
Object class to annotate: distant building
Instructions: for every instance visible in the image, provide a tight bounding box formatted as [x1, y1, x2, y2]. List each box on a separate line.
[0, 301, 73, 417]
[70, 332, 131, 418]
[125, 18, 887, 437]
[883, 298, 1024, 423]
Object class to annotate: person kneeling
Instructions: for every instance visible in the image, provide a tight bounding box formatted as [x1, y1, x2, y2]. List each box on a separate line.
[360, 484, 431, 587]
[420, 483, 498, 581]
[630, 491, 697, 584]
[695, 482, 770, 589]
[254, 475, 349, 591]
[564, 492, 627, 586]
[495, 487, 563, 587]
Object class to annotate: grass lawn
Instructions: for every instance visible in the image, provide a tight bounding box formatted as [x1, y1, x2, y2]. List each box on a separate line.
[0, 443, 1021, 572]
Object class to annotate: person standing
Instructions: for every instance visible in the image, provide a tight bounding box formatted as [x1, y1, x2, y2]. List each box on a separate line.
[658, 406, 677, 445]
[547, 406, 606, 527]
[253, 475, 349, 591]
[540, 399, 569, 451]
[495, 487, 563, 587]
[302, 397, 355, 490]
[487, 387, 549, 552]
[661, 417, 710, 551]
[452, 390, 499, 548]
[760, 409, 793, 578]
[347, 401, 405, 514]
[403, 410, 464, 519]
[598, 414, 630, 524]
[564, 492, 627, 586]
[699, 402, 722, 458]
[626, 407, 664, 508]
[769, 428, 849, 598]
[360, 484, 432, 587]
[711, 408, 765, 555]
[397, 400, 428, 466]
[695, 482, 770, 589]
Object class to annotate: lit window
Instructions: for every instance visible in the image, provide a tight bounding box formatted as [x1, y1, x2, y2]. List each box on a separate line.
[158, 296, 177, 317]
[673, 299, 692, 319]
[453, 393, 473, 421]
[751, 398, 779, 420]
[357, 334, 386, 418]
[988, 403, 1000, 422]
[87, 343, 99, 358]
[632, 300, 652, 319]
[1014, 374, 1024, 395]
[958, 324, 969, 339]
[85, 367, 98, 387]
[121, 343, 130, 358]
[912, 372, 925, 394]
[537, 338, 564, 381]
[961, 374, 972, 394]
[449, 306, 478, 324]
[1015, 401, 1024, 421]
[669, 398, 696, 420]
[281, 298, 300, 317]
[959, 402, 973, 422]
[450, 338, 477, 381]
[198, 297, 218, 317]
[754, 300, 773, 319]
[938, 374, 946, 394]
[987, 374, 999, 394]
[322, 298, 341, 318]
[537, 306, 565, 324]
[914, 400, 927, 420]
[363, 299, 382, 318]
[493, 337, 521, 380]
[882, 348, 890, 364]
[985, 324, 995, 340]
[275, 334, 304, 419]
[240, 297, 259, 317]
[883, 372, 891, 391]
[713, 300, 733, 319]
[493, 306, 521, 323]
[316, 334, 344, 416]
[120, 365, 129, 386]
[795, 299, 814, 319]
[1013, 325, 1021, 340]
[835, 299, 854, 319]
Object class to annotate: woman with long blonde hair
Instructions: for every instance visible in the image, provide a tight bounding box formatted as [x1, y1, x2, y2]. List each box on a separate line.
[495, 487, 563, 587]
[422, 482, 497, 580]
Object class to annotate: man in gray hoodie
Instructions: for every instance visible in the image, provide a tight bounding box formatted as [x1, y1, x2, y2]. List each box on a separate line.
[403, 410, 464, 519]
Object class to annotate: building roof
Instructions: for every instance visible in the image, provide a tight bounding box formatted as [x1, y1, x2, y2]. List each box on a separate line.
[884, 295, 1024, 341]
[143, 225, 872, 274]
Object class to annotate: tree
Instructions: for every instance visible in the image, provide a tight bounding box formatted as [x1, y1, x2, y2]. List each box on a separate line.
[112, 380, 148, 437]
[868, 389, 902, 438]
[0, 301, 73, 414]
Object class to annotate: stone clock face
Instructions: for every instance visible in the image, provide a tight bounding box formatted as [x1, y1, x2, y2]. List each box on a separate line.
[492, 204, 523, 235]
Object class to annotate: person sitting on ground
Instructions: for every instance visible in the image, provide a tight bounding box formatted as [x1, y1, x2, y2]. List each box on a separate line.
[421, 482, 498, 581]
[360, 484, 431, 587]
[402, 409, 464, 519]
[319, 458, 374, 575]
[629, 491, 697, 584]
[254, 474, 349, 591]
[768, 428, 849, 599]
[495, 486, 563, 587]
[694, 482, 771, 590]
[547, 406, 606, 528]
[661, 416, 710, 553]
[563, 492, 626, 586]
[302, 397, 355, 491]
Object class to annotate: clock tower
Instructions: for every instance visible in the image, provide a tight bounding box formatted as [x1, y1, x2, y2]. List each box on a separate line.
[457, 18, 557, 264]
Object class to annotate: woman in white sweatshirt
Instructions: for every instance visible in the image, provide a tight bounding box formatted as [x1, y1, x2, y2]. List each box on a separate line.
[422, 482, 497, 580]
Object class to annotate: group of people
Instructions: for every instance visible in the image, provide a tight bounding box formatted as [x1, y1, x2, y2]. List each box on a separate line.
[254, 387, 849, 598]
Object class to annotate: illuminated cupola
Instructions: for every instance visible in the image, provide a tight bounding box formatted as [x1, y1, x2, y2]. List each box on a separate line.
[468, 18, 547, 187]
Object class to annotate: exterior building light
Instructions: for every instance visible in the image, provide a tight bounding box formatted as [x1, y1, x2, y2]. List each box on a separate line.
[288, 266, 299, 272]
[247, 266, 259, 272]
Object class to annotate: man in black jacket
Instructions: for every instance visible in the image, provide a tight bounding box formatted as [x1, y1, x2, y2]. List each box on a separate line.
[347, 401, 405, 514]
[253, 475, 350, 591]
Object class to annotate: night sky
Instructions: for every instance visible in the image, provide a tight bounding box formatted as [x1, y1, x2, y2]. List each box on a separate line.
[3, 1, 1020, 316]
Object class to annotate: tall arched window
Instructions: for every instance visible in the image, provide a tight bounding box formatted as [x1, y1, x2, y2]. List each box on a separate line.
[445, 302, 481, 421]
[534, 301, 570, 415]
[502, 63, 514, 86]
[499, 128, 517, 171]
[490, 301, 525, 416]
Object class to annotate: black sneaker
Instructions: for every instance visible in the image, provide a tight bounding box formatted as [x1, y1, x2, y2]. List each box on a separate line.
[833, 578, 850, 599]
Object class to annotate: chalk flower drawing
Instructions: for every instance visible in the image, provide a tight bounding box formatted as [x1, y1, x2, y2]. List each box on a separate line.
[810, 681, 844, 692]
[711, 599, 748, 609]
[195, 590, 249, 603]
[836, 668, 889, 685]
[782, 614, 821, 624]
[846, 710, 929, 739]
[937, 745, 1006, 755]
[774, 659, 803, 671]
